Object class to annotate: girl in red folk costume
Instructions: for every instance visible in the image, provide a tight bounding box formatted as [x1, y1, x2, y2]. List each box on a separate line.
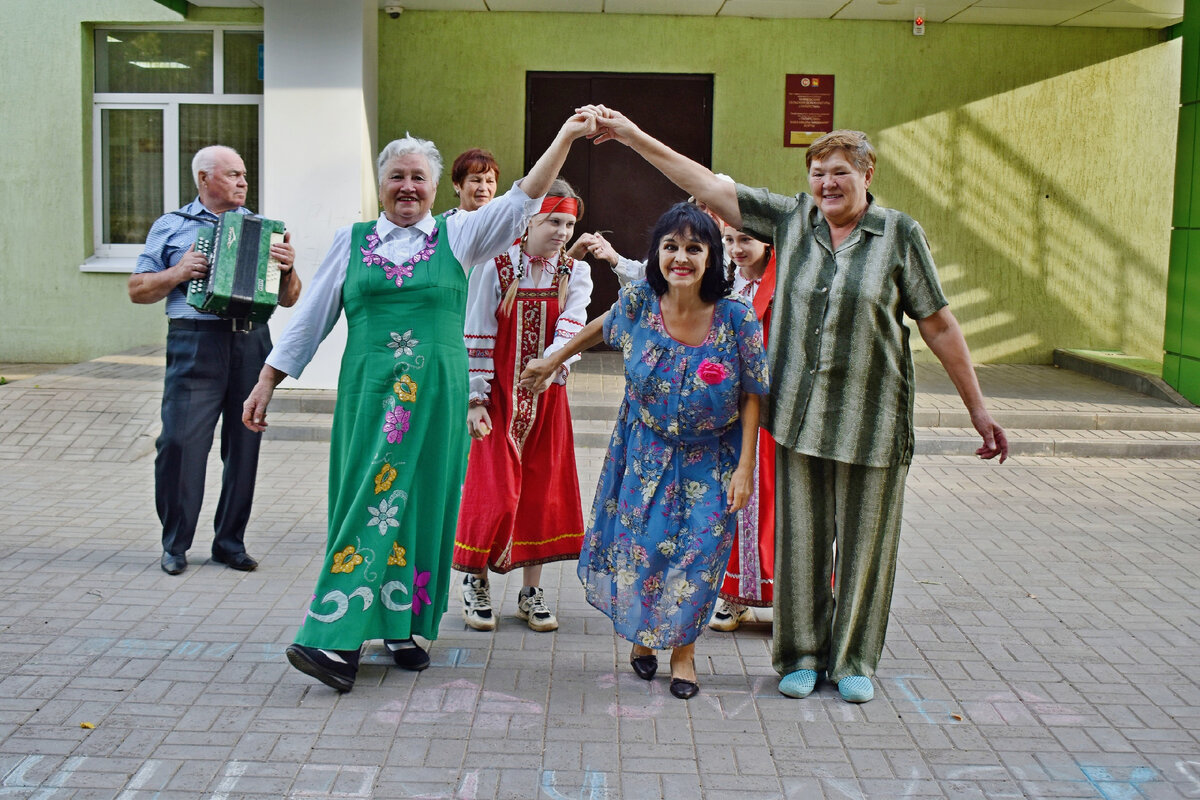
[454, 178, 592, 632]
[710, 226, 778, 632]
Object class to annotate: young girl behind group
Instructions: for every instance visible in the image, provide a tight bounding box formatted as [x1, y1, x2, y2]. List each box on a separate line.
[453, 178, 593, 632]
[710, 226, 778, 631]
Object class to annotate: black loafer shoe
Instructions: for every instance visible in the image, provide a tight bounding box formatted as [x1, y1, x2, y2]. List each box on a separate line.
[213, 551, 258, 571]
[161, 552, 187, 575]
[630, 654, 658, 681]
[670, 677, 699, 700]
[385, 638, 430, 671]
[285, 644, 357, 692]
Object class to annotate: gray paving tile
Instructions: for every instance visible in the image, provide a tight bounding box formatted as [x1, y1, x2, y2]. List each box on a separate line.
[1, 353, 1199, 799]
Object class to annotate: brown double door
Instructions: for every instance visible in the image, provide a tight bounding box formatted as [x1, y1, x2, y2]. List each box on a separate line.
[524, 72, 714, 323]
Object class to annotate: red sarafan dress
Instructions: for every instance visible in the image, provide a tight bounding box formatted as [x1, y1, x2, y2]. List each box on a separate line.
[453, 244, 592, 573]
[719, 252, 777, 607]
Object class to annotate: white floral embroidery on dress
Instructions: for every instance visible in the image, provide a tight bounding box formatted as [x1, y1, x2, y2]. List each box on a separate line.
[367, 498, 401, 535]
[388, 330, 420, 358]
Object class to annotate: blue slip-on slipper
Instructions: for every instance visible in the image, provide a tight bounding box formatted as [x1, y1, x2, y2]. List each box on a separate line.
[837, 675, 874, 703]
[778, 669, 818, 698]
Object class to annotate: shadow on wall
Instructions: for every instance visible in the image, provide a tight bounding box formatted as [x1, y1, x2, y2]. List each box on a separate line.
[874, 43, 1178, 365]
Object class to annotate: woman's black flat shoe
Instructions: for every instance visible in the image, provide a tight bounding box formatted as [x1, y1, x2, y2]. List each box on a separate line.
[630, 654, 658, 681]
[670, 677, 699, 699]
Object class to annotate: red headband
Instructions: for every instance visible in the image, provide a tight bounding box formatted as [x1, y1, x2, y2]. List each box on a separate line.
[538, 195, 579, 218]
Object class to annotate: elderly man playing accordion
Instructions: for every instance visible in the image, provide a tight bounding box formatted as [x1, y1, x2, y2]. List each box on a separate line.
[129, 145, 301, 576]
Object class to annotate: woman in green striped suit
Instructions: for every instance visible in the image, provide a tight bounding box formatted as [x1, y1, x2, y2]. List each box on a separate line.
[581, 105, 1008, 704]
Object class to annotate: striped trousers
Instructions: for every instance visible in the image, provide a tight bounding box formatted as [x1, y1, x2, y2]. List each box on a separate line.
[773, 451, 908, 683]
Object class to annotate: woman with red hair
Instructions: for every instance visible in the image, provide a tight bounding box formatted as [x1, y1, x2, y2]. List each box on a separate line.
[450, 148, 499, 213]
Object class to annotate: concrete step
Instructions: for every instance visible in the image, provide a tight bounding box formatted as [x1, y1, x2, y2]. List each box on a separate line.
[914, 426, 1200, 459]
[269, 390, 336, 414]
[270, 391, 620, 419]
[263, 410, 1200, 458]
[263, 414, 620, 448]
[915, 408, 1200, 432]
[262, 357, 1200, 458]
[268, 391, 1200, 431]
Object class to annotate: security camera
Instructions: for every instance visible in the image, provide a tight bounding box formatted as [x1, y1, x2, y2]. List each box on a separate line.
[384, 4, 403, 18]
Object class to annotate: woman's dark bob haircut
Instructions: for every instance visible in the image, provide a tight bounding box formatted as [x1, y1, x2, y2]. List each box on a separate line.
[644, 202, 732, 303]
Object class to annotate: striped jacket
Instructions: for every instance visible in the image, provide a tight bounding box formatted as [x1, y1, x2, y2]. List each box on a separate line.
[737, 185, 947, 467]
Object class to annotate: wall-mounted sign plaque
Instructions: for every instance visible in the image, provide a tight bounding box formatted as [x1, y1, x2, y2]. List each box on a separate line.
[784, 74, 834, 147]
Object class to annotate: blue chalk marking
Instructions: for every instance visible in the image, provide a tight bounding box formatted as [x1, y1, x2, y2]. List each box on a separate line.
[174, 640, 207, 657]
[1, 755, 44, 792]
[433, 648, 487, 668]
[71, 636, 275, 661]
[1079, 765, 1158, 800]
[890, 674, 960, 724]
[540, 769, 611, 799]
[31, 756, 86, 800]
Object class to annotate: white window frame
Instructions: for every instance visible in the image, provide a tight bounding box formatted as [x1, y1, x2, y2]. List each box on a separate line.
[85, 26, 263, 271]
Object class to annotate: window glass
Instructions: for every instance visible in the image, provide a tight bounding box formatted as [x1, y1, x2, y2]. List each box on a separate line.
[179, 104, 260, 211]
[102, 109, 164, 244]
[95, 30, 213, 94]
[93, 28, 263, 252]
[223, 31, 264, 95]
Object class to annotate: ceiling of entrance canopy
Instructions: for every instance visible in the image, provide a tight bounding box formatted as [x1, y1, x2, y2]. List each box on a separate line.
[183, 0, 1183, 30]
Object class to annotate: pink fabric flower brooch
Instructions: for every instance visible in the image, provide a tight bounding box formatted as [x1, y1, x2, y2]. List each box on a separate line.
[697, 359, 728, 385]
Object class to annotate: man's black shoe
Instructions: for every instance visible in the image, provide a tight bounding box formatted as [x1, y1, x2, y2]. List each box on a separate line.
[285, 644, 357, 693]
[212, 551, 258, 571]
[385, 638, 430, 671]
[161, 552, 187, 575]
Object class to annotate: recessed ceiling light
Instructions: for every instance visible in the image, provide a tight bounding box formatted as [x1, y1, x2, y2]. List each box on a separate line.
[128, 61, 190, 69]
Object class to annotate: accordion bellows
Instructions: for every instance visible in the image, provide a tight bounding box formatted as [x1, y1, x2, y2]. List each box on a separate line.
[187, 212, 286, 323]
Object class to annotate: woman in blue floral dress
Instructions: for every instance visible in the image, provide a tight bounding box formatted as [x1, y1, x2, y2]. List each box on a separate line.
[522, 203, 769, 699]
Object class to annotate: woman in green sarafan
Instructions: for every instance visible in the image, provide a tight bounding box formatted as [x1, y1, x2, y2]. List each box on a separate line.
[243, 111, 598, 693]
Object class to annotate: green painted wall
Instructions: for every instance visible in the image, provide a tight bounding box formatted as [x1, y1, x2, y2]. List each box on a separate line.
[0, 0, 259, 363]
[380, 12, 1176, 364]
[1165, 0, 1200, 403]
[0, 7, 1179, 365]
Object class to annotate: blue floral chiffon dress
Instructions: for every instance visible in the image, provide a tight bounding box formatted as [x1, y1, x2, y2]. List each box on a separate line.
[579, 281, 769, 649]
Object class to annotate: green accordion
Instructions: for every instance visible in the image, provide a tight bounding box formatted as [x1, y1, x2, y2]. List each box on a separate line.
[186, 212, 286, 323]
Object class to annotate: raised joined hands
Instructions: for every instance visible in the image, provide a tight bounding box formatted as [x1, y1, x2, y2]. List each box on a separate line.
[574, 104, 639, 146]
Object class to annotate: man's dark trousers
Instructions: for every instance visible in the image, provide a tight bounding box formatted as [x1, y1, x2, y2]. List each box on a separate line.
[156, 321, 272, 559]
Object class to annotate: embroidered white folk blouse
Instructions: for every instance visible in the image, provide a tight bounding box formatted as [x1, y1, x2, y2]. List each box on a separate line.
[463, 243, 593, 403]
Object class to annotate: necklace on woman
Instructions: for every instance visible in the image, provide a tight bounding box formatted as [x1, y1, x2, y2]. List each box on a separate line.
[362, 223, 440, 288]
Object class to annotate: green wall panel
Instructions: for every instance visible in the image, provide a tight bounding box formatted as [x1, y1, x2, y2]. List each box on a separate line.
[1175, 104, 1195, 229]
[1183, 0, 1200, 104]
[1164, 351, 1181, 385]
[1182, 226, 1200, 359]
[1175, 353, 1200, 398]
[1180, 5, 1200, 104]
[1165, 229, 1188, 352]
[1165, 0, 1200, 403]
